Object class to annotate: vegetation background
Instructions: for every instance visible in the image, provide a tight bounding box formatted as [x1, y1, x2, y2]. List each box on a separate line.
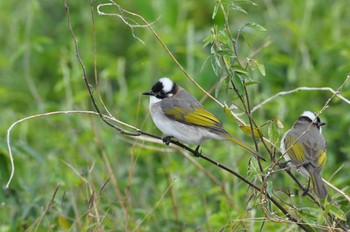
[0, 0, 349, 231]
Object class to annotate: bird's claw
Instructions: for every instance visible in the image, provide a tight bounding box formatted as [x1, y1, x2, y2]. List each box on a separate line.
[194, 145, 202, 157]
[302, 187, 310, 197]
[302, 178, 311, 196]
[162, 136, 173, 145]
[278, 160, 291, 169]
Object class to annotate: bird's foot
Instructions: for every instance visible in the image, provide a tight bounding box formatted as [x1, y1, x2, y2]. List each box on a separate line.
[162, 136, 174, 145]
[194, 145, 202, 157]
[302, 187, 310, 196]
[302, 179, 311, 196]
[278, 160, 291, 169]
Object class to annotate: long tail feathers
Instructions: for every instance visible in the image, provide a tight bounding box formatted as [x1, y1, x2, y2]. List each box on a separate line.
[225, 134, 266, 161]
[309, 171, 331, 202]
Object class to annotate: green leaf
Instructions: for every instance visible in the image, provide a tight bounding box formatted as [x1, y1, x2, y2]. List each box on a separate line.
[212, 4, 218, 19]
[251, 59, 266, 76]
[244, 22, 267, 32]
[328, 204, 346, 221]
[231, 74, 245, 96]
[216, 49, 234, 56]
[230, 4, 247, 14]
[266, 181, 273, 195]
[202, 34, 213, 47]
[268, 121, 280, 146]
[215, 77, 225, 98]
[239, 125, 263, 137]
[232, 65, 248, 75]
[217, 30, 231, 44]
[245, 81, 259, 86]
[210, 45, 216, 55]
[211, 54, 223, 76]
[200, 55, 210, 71]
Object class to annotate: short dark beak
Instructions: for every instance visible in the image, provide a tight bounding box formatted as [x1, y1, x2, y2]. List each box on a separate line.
[143, 91, 154, 96]
[319, 122, 326, 127]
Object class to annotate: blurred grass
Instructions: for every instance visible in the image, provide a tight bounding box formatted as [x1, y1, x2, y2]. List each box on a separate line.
[0, 0, 349, 231]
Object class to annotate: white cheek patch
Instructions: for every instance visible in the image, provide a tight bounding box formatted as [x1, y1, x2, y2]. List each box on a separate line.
[150, 96, 162, 104]
[301, 111, 316, 121]
[159, 77, 174, 93]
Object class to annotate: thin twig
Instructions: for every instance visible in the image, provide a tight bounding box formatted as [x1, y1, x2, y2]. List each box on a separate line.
[251, 86, 350, 113]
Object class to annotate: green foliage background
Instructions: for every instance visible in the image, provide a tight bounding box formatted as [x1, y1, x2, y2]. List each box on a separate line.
[1, 0, 349, 231]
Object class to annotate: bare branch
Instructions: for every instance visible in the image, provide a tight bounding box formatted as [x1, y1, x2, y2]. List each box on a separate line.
[251, 84, 350, 113]
[96, 2, 159, 44]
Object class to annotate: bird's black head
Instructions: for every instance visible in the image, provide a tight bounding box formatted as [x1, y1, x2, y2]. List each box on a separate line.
[143, 77, 178, 99]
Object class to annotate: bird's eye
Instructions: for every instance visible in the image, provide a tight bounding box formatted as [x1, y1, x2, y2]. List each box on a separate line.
[155, 90, 167, 99]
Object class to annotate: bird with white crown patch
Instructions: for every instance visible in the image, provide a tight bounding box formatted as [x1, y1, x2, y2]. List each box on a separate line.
[280, 111, 330, 201]
[143, 77, 265, 161]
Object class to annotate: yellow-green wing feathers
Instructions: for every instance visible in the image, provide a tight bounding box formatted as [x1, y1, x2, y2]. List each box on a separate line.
[317, 151, 326, 168]
[163, 106, 223, 130]
[184, 108, 221, 127]
[284, 134, 326, 169]
[284, 136, 306, 164]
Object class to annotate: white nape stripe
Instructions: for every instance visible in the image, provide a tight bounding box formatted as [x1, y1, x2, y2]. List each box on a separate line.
[159, 77, 174, 93]
[300, 111, 316, 121]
